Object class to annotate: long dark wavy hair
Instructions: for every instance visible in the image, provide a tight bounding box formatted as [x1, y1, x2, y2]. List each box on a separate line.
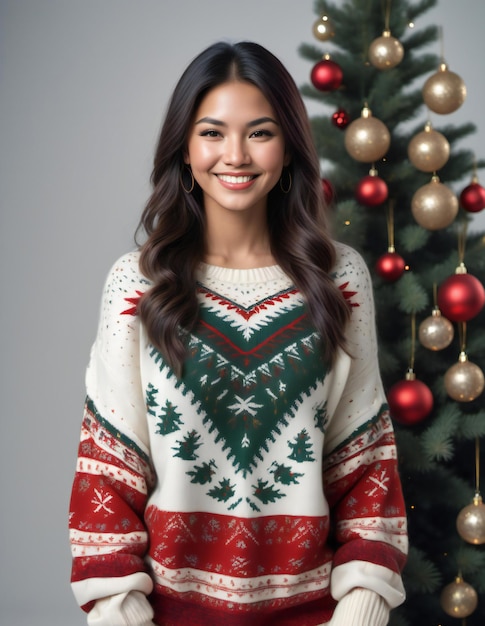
[137, 41, 351, 376]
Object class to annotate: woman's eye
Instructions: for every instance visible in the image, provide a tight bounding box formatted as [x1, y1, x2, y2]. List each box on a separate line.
[200, 130, 220, 138]
[250, 129, 273, 138]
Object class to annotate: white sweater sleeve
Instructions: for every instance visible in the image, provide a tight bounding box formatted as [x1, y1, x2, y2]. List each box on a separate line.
[326, 589, 390, 626]
[322, 244, 407, 609]
[87, 591, 156, 626]
[69, 252, 155, 618]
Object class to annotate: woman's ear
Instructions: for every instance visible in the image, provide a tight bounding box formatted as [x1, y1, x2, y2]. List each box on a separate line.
[284, 151, 291, 167]
[183, 150, 190, 165]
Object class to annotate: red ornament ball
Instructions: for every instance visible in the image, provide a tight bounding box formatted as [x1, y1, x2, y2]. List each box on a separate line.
[332, 108, 350, 129]
[311, 58, 343, 91]
[437, 273, 485, 321]
[322, 178, 334, 204]
[460, 182, 485, 213]
[375, 251, 406, 282]
[388, 378, 434, 425]
[355, 174, 388, 206]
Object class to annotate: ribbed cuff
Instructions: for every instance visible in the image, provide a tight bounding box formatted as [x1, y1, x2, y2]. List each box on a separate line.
[87, 591, 155, 626]
[328, 588, 390, 626]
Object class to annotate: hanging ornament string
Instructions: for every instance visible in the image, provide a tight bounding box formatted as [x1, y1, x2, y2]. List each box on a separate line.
[456, 436, 485, 545]
[437, 215, 485, 322]
[409, 312, 417, 372]
[382, 0, 392, 31]
[360, 0, 374, 99]
[369, 0, 404, 69]
[418, 283, 454, 351]
[387, 310, 434, 426]
[375, 200, 406, 282]
[423, 25, 467, 114]
[475, 437, 480, 495]
[458, 321, 467, 354]
[457, 217, 468, 269]
[387, 199, 396, 250]
[439, 26, 445, 64]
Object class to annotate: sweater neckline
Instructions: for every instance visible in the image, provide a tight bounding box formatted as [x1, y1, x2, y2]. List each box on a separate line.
[197, 262, 289, 285]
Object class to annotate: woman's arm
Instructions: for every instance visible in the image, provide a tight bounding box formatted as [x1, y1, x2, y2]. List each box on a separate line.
[69, 252, 156, 625]
[323, 245, 408, 622]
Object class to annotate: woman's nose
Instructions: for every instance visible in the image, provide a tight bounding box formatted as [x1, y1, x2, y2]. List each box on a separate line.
[223, 137, 250, 165]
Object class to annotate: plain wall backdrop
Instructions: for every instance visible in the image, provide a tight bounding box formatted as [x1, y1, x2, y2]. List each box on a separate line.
[1, 1, 484, 624]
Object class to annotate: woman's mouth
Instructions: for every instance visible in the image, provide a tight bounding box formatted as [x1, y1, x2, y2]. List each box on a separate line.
[216, 174, 258, 190]
[217, 174, 257, 184]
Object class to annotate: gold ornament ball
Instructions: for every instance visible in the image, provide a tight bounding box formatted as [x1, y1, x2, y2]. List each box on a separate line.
[418, 308, 454, 350]
[344, 106, 391, 163]
[456, 495, 485, 545]
[312, 14, 335, 41]
[368, 31, 404, 69]
[423, 63, 467, 114]
[440, 577, 478, 618]
[408, 123, 450, 172]
[411, 176, 458, 230]
[444, 353, 485, 402]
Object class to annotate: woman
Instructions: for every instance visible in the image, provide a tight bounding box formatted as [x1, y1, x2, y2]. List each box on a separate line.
[69, 41, 407, 626]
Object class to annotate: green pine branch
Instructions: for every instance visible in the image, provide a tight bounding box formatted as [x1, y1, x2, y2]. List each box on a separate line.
[407, 0, 438, 21]
[402, 546, 443, 593]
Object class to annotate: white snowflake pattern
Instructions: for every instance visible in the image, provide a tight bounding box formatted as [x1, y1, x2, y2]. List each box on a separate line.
[228, 395, 263, 417]
[366, 470, 390, 497]
[91, 488, 115, 514]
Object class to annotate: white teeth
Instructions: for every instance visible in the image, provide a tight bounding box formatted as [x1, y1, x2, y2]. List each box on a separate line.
[218, 174, 254, 183]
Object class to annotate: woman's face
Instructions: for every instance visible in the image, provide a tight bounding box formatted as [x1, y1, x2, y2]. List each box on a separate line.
[185, 81, 289, 218]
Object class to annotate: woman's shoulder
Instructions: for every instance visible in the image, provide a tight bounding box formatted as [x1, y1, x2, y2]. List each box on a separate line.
[102, 249, 150, 291]
[332, 241, 372, 285]
[105, 248, 142, 275]
[97, 250, 151, 319]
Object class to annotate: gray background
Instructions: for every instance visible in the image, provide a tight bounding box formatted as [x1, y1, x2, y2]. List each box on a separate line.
[1, 1, 484, 624]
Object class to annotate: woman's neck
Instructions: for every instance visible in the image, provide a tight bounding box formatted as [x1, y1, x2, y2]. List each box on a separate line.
[203, 206, 275, 269]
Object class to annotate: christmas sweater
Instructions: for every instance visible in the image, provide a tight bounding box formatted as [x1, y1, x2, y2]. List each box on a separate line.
[69, 243, 407, 626]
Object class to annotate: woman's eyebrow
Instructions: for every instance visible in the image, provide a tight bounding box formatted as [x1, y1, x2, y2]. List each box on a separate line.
[247, 116, 279, 127]
[194, 116, 279, 127]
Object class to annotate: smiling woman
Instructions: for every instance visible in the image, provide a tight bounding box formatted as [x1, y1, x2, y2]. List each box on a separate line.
[184, 81, 289, 266]
[68, 41, 408, 626]
[136, 42, 352, 374]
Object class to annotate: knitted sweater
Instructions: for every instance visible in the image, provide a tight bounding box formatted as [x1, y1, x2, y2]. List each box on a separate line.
[69, 243, 407, 626]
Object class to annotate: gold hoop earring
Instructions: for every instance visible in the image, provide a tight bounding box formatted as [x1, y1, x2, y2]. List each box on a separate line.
[279, 169, 292, 194]
[180, 166, 195, 194]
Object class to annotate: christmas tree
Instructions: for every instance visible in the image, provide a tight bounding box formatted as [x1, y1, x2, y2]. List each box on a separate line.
[299, 0, 485, 623]
[156, 399, 184, 435]
[172, 429, 202, 460]
[288, 428, 315, 462]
